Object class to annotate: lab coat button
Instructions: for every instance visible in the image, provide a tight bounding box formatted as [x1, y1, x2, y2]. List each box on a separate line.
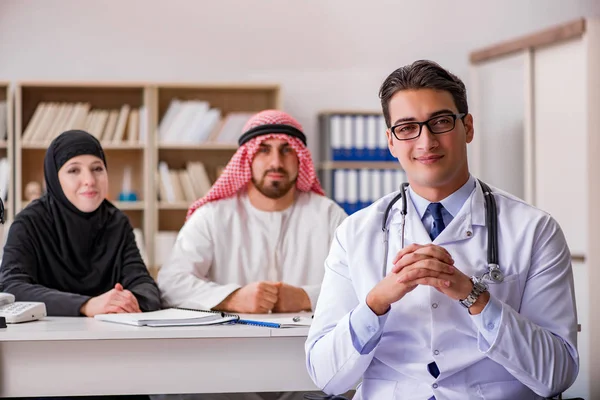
[432, 383, 439, 389]
[487, 323, 495, 330]
[466, 230, 473, 237]
[432, 303, 438, 309]
[368, 326, 376, 333]
[433, 350, 440, 355]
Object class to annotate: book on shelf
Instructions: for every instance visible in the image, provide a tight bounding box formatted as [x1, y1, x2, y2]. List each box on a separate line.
[158, 99, 252, 145]
[212, 112, 253, 144]
[0, 101, 7, 141]
[159, 100, 219, 144]
[22, 102, 143, 145]
[0, 157, 9, 201]
[156, 161, 212, 203]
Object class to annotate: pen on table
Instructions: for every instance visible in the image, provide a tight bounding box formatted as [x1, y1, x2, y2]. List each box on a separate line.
[238, 319, 280, 328]
[292, 315, 314, 322]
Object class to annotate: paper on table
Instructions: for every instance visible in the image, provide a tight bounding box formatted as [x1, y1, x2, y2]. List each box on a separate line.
[95, 308, 238, 327]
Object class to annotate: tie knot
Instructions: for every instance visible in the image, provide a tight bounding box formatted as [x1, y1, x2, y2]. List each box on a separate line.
[427, 202, 445, 220]
[427, 203, 446, 240]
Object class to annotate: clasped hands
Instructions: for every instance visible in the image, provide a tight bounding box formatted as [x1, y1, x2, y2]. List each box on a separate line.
[215, 281, 311, 314]
[80, 283, 141, 317]
[366, 244, 487, 316]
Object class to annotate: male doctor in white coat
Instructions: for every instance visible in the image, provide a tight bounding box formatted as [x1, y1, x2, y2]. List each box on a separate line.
[306, 60, 579, 400]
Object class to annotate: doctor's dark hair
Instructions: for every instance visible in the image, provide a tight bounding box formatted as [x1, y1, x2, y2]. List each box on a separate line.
[379, 60, 468, 128]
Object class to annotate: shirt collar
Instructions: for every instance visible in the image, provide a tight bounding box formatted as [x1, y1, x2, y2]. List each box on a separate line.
[409, 175, 476, 219]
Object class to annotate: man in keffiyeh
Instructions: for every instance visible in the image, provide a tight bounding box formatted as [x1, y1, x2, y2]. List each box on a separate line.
[158, 110, 347, 318]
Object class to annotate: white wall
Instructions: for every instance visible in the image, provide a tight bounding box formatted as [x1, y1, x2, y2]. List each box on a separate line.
[471, 53, 526, 198]
[0, 0, 598, 161]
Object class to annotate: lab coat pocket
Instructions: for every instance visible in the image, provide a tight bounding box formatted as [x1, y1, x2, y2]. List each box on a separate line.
[357, 378, 398, 399]
[486, 273, 522, 311]
[477, 379, 533, 399]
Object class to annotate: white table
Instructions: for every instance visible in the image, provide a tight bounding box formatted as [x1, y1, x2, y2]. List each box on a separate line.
[0, 316, 317, 397]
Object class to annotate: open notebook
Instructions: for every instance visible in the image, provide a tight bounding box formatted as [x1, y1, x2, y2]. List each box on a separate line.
[94, 308, 239, 327]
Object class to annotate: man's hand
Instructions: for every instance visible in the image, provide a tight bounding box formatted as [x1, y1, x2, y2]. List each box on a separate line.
[80, 283, 141, 317]
[366, 271, 418, 315]
[214, 281, 280, 313]
[391, 243, 454, 273]
[366, 244, 455, 316]
[394, 244, 489, 314]
[272, 283, 311, 313]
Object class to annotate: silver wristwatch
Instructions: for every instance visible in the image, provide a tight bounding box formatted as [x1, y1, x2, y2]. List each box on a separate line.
[459, 277, 488, 309]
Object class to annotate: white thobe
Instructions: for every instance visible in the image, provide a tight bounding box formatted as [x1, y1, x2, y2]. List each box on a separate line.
[157, 191, 347, 311]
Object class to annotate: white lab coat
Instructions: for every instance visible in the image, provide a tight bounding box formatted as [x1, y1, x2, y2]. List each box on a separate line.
[306, 181, 579, 400]
[158, 191, 347, 310]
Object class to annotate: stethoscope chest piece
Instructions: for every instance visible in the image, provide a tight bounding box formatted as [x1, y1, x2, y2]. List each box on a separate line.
[485, 263, 504, 283]
[490, 269, 504, 283]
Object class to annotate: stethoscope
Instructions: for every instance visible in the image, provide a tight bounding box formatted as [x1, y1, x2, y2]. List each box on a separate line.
[381, 180, 504, 284]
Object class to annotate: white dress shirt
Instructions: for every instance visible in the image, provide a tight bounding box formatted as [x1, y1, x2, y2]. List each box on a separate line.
[157, 191, 347, 310]
[305, 179, 579, 400]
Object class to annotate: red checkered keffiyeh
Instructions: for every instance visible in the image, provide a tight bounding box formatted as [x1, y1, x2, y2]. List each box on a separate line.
[186, 110, 324, 219]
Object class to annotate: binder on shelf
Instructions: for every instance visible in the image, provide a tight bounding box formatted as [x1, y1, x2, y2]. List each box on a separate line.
[377, 115, 390, 161]
[383, 169, 395, 196]
[341, 115, 354, 161]
[329, 115, 343, 161]
[371, 170, 383, 205]
[393, 169, 407, 191]
[333, 169, 347, 214]
[346, 169, 359, 215]
[354, 116, 366, 161]
[358, 169, 370, 210]
[366, 115, 378, 161]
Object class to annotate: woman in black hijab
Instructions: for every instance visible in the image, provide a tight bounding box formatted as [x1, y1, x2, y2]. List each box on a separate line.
[0, 130, 161, 316]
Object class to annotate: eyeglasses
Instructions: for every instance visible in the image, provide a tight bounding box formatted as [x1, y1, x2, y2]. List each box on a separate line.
[390, 113, 466, 141]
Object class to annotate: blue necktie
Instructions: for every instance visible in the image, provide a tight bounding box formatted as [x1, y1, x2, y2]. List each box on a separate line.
[426, 202, 445, 379]
[427, 202, 446, 240]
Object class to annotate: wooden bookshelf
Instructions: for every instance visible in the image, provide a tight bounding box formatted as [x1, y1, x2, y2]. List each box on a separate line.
[151, 83, 280, 267]
[14, 82, 154, 260]
[0, 83, 13, 222]
[11, 82, 281, 270]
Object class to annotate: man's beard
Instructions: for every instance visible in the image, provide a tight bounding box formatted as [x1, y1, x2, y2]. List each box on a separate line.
[252, 169, 297, 199]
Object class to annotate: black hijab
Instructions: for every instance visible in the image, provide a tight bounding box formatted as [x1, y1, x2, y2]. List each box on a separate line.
[42, 129, 113, 272]
[0, 130, 160, 315]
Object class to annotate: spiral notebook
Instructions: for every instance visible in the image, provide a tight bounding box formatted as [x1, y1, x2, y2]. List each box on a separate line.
[94, 308, 239, 327]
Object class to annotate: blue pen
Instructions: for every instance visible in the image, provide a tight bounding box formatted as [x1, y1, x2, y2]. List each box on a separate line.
[237, 319, 280, 328]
